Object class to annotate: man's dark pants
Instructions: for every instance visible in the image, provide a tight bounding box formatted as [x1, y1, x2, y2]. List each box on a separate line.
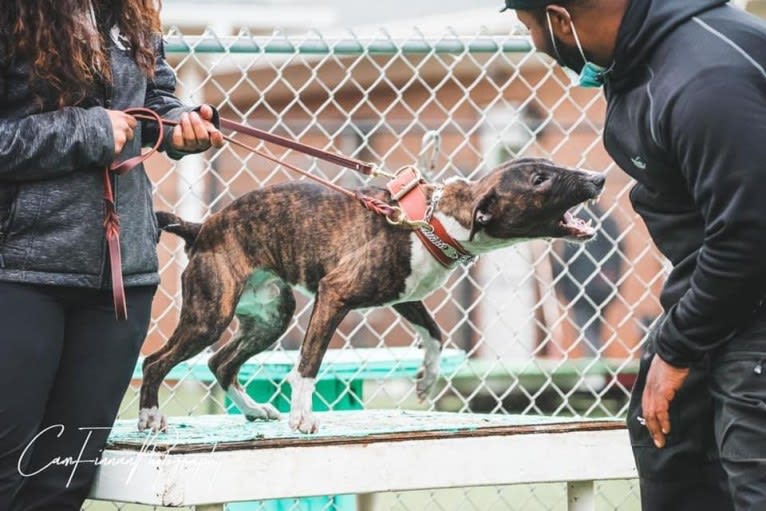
[0, 281, 155, 510]
[628, 329, 766, 510]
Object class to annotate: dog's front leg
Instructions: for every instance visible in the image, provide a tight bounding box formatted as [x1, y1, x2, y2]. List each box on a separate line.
[393, 302, 443, 400]
[288, 282, 350, 434]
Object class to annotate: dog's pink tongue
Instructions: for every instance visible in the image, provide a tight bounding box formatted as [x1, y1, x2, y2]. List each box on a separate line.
[563, 210, 596, 238]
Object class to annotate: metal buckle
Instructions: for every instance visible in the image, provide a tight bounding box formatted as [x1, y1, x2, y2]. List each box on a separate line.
[391, 166, 423, 201]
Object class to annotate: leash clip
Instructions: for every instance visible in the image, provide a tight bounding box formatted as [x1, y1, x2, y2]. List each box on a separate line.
[386, 206, 432, 231]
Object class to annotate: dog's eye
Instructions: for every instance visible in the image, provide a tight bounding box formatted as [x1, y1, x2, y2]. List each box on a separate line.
[532, 174, 549, 186]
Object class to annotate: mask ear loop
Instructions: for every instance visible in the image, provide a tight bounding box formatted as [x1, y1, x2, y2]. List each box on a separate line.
[568, 15, 590, 67]
[545, 10, 565, 64]
[569, 16, 616, 77]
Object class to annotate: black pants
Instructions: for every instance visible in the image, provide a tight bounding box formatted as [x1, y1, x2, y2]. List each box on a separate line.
[628, 336, 766, 510]
[0, 281, 155, 510]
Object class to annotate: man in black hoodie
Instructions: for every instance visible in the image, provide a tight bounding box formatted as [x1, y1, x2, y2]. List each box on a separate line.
[501, 1, 766, 510]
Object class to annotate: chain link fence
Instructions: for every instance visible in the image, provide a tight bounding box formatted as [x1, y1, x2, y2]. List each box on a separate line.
[85, 26, 667, 511]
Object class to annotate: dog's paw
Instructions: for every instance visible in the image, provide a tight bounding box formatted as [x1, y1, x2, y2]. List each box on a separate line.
[416, 336, 441, 401]
[138, 407, 167, 433]
[415, 366, 439, 401]
[289, 408, 319, 434]
[286, 370, 318, 433]
[227, 386, 281, 421]
[245, 403, 281, 422]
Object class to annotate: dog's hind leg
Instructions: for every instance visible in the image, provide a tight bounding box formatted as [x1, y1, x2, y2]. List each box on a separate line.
[208, 273, 296, 422]
[138, 254, 247, 432]
[393, 301, 443, 400]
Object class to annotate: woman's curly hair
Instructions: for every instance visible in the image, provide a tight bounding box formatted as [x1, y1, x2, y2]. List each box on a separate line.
[1, 0, 161, 106]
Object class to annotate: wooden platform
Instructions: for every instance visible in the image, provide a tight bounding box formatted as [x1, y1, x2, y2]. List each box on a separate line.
[89, 411, 636, 510]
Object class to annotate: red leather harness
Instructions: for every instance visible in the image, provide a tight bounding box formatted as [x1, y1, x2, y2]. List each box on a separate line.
[386, 166, 475, 269]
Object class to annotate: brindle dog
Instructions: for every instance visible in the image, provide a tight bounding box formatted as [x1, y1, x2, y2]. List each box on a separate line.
[138, 158, 605, 433]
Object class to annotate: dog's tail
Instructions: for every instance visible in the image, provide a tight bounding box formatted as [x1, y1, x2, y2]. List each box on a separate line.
[156, 211, 202, 247]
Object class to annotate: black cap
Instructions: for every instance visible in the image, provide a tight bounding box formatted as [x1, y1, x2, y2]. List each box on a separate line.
[499, 0, 554, 12]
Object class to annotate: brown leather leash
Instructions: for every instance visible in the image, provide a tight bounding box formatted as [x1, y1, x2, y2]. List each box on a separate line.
[215, 118, 402, 221]
[220, 118, 379, 177]
[105, 111, 473, 320]
[104, 110, 404, 320]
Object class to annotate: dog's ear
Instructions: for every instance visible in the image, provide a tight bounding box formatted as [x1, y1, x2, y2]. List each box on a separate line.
[469, 189, 496, 241]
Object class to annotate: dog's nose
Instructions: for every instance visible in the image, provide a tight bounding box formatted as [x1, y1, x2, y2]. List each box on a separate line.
[591, 173, 606, 189]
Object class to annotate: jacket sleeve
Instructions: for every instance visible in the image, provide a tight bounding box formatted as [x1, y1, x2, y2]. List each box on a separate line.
[0, 106, 114, 181]
[653, 68, 766, 367]
[143, 35, 218, 160]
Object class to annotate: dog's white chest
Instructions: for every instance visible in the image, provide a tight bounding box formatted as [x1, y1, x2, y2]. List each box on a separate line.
[394, 233, 453, 303]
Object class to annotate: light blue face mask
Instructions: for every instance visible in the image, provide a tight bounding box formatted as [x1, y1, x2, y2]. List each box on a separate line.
[546, 10, 612, 88]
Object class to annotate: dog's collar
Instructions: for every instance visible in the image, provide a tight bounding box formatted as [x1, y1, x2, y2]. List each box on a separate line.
[387, 166, 475, 269]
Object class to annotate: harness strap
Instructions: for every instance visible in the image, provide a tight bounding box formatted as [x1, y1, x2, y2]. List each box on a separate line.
[387, 167, 474, 269]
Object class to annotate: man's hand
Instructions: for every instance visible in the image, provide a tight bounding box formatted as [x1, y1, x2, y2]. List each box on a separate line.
[170, 105, 224, 153]
[641, 354, 690, 448]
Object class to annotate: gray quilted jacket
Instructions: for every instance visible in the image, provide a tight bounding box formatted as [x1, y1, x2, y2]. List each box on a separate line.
[0, 29, 199, 289]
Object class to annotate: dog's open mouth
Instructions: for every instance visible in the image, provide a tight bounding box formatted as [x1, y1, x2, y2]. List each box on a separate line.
[559, 208, 596, 239]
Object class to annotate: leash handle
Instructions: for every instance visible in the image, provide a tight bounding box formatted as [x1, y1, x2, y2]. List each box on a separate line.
[220, 117, 378, 177]
[110, 108, 166, 175]
[103, 107, 166, 320]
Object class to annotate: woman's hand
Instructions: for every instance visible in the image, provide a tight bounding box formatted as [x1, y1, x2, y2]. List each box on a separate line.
[106, 110, 137, 156]
[170, 105, 224, 153]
